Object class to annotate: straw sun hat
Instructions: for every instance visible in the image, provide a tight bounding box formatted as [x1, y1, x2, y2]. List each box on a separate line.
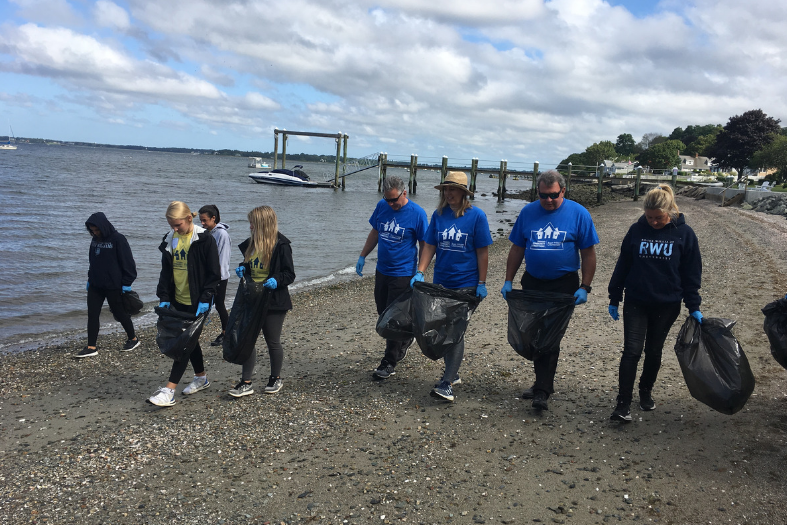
[434, 171, 473, 196]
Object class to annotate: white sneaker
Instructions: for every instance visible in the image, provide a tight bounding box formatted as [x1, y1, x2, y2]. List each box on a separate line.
[147, 387, 175, 407]
[182, 375, 210, 395]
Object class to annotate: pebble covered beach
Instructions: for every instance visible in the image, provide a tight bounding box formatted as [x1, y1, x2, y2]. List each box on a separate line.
[2, 194, 787, 524]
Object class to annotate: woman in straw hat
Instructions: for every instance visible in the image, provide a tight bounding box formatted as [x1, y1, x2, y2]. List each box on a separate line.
[410, 171, 493, 402]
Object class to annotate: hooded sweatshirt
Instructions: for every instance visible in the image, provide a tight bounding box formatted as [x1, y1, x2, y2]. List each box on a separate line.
[608, 213, 702, 312]
[85, 212, 137, 290]
[209, 222, 231, 281]
[156, 224, 221, 306]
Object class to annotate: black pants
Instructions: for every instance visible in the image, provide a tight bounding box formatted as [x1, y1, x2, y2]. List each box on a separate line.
[618, 299, 682, 401]
[374, 271, 414, 366]
[87, 286, 135, 347]
[214, 279, 229, 331]
[520, 271, 579, 397]
[168, 302, 205, 384]
[241, 310, 287, 381]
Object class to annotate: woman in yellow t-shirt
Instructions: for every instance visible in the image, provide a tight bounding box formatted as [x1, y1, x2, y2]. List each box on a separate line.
[149, 201, 221, 407]
[231, 206, 295, 397]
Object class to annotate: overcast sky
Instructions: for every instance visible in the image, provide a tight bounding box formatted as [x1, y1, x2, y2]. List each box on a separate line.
[1, 0, 785, 166]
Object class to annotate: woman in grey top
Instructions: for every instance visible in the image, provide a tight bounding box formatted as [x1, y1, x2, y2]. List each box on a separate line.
[199, 204, 231, 346]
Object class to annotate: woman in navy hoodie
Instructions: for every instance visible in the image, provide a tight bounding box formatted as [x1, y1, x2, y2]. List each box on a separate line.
[607, 185, 703, 422]
[80, 212, 139, 358]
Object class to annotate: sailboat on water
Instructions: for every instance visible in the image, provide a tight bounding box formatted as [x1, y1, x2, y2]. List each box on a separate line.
[0, 125, 17, 150]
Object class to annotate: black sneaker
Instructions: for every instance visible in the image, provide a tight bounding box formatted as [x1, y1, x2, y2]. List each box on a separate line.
[521, 386, 536, 399]
[264, 376, 283, 394]
[532, 391, 548, 411]
[611, 398, 632, 422]
[639, 389, 656, 411]
[373, 363, 396, 380]
[121, 338, 140, 352]
[210, 333, 225, 347]
[76, 346, 98, 358]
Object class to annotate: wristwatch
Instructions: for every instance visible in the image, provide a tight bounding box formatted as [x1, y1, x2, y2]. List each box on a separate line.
[580, 284, 592, 293]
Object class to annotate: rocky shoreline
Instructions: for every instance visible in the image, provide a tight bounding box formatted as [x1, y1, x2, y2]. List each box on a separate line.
[2, 197, 787, 524]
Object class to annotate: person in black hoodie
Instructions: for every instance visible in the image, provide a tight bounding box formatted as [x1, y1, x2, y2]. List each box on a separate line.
[230, 205, 295, 397]
[148, 201, 221, 407]
[607, 184, 703, 422]
[80, 212, 139, 358]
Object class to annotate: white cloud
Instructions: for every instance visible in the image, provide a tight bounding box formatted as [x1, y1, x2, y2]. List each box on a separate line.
[94, 1, 131, 31]
[9, 0, 83, 27]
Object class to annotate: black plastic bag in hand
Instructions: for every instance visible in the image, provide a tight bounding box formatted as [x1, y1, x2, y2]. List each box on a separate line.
[412, 282, 480, 361]
[762, 297, 787, 370]
[506, 289, 576, 361]
[674, 316, 755, 415]
[110, 290, 144, 321]
[223, 277, 269, 365]
[376, 289, 414, 341]
[155, 306, 208, 362]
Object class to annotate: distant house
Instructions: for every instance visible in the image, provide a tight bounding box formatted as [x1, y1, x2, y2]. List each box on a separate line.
[601, 160, 635, 176]
[678, 154, 712, 172]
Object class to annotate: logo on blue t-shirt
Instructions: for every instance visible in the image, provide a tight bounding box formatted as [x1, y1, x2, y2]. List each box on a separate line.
[378, 218, 406, 243]
[529, 222, 566, 250]
[437, 223, 469, 252]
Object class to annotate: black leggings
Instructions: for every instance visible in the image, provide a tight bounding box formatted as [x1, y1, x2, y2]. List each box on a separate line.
[168, 302, 206, 384]
[87, 286, 135, 347]
[241, 310, 287, 382]
[617, 299, 682, 401]
[214, 279, 229, 331]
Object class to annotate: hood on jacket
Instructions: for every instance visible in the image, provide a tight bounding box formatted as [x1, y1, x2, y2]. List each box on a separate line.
[163, 224, 207, 251]
[213, 222, 230, 232]
[85, 212, 116, 239]
[636, 212, 685, 230]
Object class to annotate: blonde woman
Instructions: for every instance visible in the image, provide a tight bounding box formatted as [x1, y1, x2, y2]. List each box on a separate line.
[231, 206, 295, 397]
[148, 201, 221, 407]
[607, 184, 702, 422]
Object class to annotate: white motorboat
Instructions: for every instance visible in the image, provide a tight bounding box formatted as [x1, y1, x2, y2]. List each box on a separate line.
[248, 165, 333, 188]
[248, 157, 270, 169]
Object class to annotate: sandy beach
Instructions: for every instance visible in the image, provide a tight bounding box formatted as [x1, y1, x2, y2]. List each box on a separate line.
[2, 194, 787, 525]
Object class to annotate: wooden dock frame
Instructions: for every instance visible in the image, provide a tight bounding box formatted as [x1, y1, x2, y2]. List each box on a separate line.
[272, 129, 349, 189]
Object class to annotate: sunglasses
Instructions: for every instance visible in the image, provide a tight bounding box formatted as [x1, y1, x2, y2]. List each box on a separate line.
[384, 190, 404, 203]
[538, 191, 562, 200]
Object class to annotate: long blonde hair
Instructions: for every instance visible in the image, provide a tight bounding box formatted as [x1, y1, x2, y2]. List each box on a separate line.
[244, 206, 278, 266]
[643, 184, 680, 220]
[166, 201, 197, 221]
[436, 191, 472, 217]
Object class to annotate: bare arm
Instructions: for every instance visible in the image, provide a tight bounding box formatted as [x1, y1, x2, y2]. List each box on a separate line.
[579, 246, 597, 286]
[418, 243, 437, 273]
[504, 244, 525, 282]
[476, 246, 489, 282]
[360, 229, 379, 257]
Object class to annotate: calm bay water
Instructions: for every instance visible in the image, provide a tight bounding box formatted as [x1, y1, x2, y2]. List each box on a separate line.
[0, 144, 525, 352]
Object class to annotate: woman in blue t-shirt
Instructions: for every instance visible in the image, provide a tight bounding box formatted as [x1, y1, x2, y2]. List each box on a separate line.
[410, 171, 493, 402]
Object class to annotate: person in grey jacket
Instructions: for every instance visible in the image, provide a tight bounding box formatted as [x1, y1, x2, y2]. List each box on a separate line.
[200, 205, 231, 346]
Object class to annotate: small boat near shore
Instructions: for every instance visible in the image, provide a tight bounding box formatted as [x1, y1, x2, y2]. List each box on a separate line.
[248, 157, 270, 169]
[249, 165, 334, 188]
[0, 125, 16, 150]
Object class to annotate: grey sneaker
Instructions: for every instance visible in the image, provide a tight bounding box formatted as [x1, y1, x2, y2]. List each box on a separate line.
[264, 376, 283, 394]
[430, 380, 454, 402]
[147, 387, 175, 407]
[229, 381, 254, 398]
[121, 338, 140, 352]
[182, 375, 210, 395]
[76, 346, 98, 358]
[373, 363, 396, 380]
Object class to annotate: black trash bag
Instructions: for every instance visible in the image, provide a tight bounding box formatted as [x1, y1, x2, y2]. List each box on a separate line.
[376, 289, 414, 341]
[674, 316, 755, 415]
[223, 277, 269, 365]
[155, 306, 208, 362]
[506, 289, 576, 361]
[411, 282, 481, 361]
[762, 297, 787, 370]
[110, 290, 144, 321]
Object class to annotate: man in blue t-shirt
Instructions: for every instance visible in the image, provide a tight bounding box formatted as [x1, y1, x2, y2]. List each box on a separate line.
[356, 176, 428, 379]
[502, 170, 599, 411]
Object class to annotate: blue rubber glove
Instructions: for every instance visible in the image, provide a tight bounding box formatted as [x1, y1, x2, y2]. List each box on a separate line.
[122, 285, 132, 293]
[158, 302, 170, 309]
[410, 271, 425, 288]
[86, 281, 90, 291]
[235, 266, 245, 279]
[196, 302, 210, 316]
[574, 288, 588, 305]
[784, 293, 787, 300]
[500, 280, 512, 300]
[690, 310, 703, 324]
[356, 256, 365, 277]
[608, 305, 619, 321]
[263, 277, 278, 289]
[476, 283, 488, 298]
